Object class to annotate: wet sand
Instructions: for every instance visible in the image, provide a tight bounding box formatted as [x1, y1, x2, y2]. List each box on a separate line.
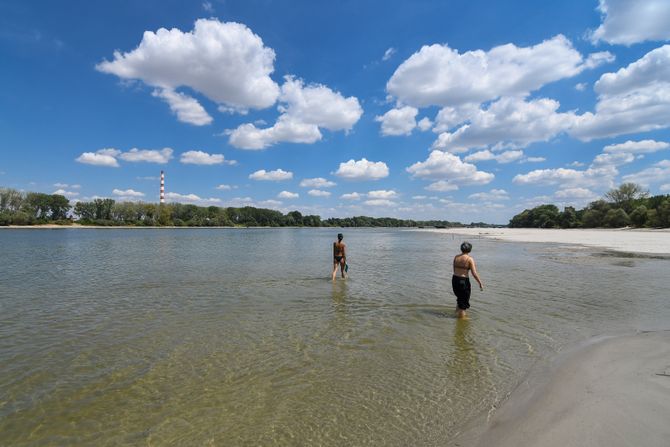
[423, 228, 670, 255]
[471, 331, 670, 447]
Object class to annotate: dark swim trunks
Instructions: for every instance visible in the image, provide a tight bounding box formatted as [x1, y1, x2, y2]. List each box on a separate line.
[334, 255, 344, 263]
[452, 275, 471, 310]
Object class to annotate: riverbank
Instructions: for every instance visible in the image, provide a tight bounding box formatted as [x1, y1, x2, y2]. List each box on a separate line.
[468, 330, 670, 447]
[419, 227, 670, 255]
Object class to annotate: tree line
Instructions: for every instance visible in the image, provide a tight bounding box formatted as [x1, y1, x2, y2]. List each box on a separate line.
[509, 183, 670, 228]
[0, 187, 470, 228]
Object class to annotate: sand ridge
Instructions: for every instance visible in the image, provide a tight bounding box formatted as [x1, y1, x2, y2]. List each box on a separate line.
[419, 228, 670, 255]
[473, 331, 670, 447]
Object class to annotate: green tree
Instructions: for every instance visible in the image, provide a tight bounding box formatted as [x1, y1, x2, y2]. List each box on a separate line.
[74, 201, 96, 221]
[157, 204, 172, 226]
[603, 208, 630, 228]
[581, 209, 604, 227]
[24, 192, 52, 220]
[93, 198, 115, 220]
[0, 188, 24, 212]
[49, 194, 70, 220]
[558, 206, 578, 228]
[658, 199, 670, 227]
[646, 209, 659, 227]
[604, 183, 649, 212]
[287, 210, 303, 226]
[629, 205, 648, 227]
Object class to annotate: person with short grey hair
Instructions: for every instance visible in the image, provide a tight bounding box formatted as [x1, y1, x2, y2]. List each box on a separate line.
[452, 241, 484, 319]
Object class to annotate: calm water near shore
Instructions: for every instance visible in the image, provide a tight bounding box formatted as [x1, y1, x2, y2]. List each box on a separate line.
[1, 228, 669, 445]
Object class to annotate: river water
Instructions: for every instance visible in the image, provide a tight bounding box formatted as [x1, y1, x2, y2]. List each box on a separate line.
[1, 228, 669, 445]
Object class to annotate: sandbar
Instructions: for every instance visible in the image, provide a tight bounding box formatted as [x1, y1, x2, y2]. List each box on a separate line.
[471, 331, 670, 447]
[420, 228, 670, 255]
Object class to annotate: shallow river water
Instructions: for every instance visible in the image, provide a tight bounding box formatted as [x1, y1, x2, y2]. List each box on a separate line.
[1, 228, 669, 445]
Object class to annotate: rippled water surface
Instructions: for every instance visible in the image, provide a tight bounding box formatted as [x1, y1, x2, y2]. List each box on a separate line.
[1, 228, 669, 445]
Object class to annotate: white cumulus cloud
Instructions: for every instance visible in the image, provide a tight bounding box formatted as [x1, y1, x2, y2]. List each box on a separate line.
[340, 192, 362, 200]
[112, 188, 145, 197]
[387, 35, 589, 108]
[151, 88, 213, 126]
[75, 148, 121, 167]
[119, 148, 173, 164]
[299, 177, 336, 188]
[96, 19, 280, 114]
[425, 180, 459, 192]
[165, 192, 222, 205]
[592, 152, 635, 167]
[367, 190, 398, 199]
[228, 116, 321, 150]
[278, 76, 362, 132]
[468, 189, 509, 201]
[554, 188, 597, 200]
[180, 150, 234, 165]
[308, 189, 331, 197]
[584, 51, 616, 69]
[364, 199, 395, 207]
[249, 169, 293, 181]
[622, 159, 670, 187]
[278, 191, 299, 199]
[513, 165, 618, 190]
[571, 45, 670, 141]
[465, 149, 524, 164]
[375, 106, 418, 136]
[406, 150, 494, 187]
[228, 76, 362, 149]
[334, 158, 389, 181]
[604, 139, 670, 154]
[589, 0, 670, 45]
[432, 97, 578, 153]
[417, 117, 433, 131]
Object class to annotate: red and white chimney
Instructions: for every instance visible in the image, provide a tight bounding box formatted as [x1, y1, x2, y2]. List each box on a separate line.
[160, 170, 165, 204]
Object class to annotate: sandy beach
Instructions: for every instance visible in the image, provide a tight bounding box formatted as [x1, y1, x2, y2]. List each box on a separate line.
[472, 331, 670, 447]
[421, 227, 670, 255]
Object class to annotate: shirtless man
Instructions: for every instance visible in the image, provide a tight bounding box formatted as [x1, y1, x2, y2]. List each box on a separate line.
[332, 233, 347, 280]
[452, 241, 483, 319]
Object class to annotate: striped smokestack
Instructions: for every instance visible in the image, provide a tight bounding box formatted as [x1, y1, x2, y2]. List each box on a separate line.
[160, 170, 165, 204]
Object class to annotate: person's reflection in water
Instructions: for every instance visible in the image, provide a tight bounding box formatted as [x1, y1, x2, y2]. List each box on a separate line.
[331, 280, 347, 311]
[445, 319, 497, 432]
[445, 319, 480, 392]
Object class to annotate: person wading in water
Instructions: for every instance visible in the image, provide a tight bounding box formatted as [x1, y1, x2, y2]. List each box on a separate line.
[452, 241, 483, 319]
[332, 233, 347, 281]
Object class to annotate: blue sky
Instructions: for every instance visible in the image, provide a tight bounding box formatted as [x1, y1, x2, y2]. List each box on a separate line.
[1, 0, 669, 224]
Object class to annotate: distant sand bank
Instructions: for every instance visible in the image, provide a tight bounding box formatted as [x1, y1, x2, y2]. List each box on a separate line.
[472, 331, 670, 447]
[420, 227, 670, 255]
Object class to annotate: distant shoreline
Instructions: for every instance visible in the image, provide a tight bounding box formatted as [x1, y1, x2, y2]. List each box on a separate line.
[417, 227, 670, 255]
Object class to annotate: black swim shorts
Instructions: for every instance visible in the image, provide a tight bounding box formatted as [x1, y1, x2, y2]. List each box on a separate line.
[452, 275, 471, 310]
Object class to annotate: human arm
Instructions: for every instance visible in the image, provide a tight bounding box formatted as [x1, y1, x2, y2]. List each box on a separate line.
[470, 258, 484, 290]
